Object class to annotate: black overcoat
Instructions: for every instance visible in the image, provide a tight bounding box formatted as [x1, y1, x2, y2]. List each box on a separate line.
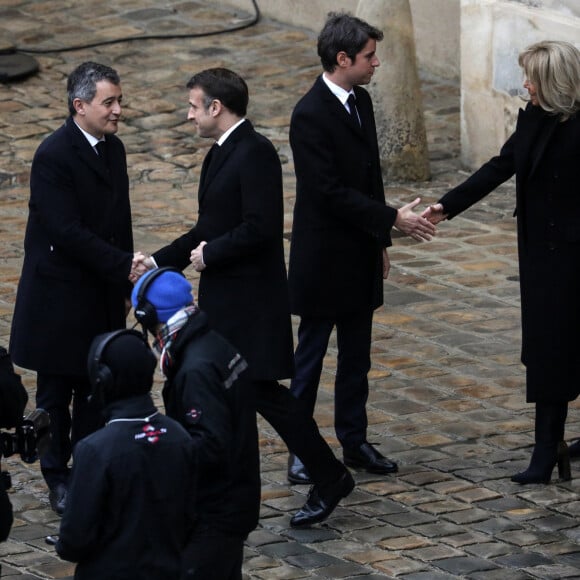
[153, 121, 294, 381]
[288, 76, 398, 318]
[439, 105, 580, 402]
[10, 118, 133, 375]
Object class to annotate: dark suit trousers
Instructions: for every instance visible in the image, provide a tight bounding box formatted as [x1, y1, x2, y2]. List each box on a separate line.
[290, 312, 373, 448]
[183, 525, 244, 580]
[36, 373, 103, 489]
[254, 380, 344, 486]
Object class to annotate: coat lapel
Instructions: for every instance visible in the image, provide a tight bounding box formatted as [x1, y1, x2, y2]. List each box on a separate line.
[66, 118, 112, 185]
[316, 77, 367, 140]
[516, 106, 559, 180]
[198, 121, 252, 202]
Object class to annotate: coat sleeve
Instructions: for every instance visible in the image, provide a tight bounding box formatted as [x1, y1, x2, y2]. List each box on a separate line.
[439, 131, 517, 219]
[56, 440, 106, 562]
[176, 365, 233, 470]
[153, 228, 201, 271]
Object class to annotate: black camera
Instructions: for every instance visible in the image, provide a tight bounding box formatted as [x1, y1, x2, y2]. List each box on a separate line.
[0, 409, 51, 465]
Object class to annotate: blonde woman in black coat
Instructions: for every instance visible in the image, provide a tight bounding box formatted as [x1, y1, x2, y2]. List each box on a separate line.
[423, 40, 580, 484]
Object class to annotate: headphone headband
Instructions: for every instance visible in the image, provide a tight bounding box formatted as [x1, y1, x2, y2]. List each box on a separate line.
[88, 329, 149, 389]
[87, 328, 155, 410]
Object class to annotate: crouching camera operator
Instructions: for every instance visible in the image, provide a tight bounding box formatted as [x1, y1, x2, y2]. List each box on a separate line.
[0, 347, 50, 541]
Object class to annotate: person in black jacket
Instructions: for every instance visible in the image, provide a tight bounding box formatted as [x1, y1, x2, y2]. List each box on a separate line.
[132, 267, 259, 580]
[0, 346, 29, 551]
[9, 61, 144, 515]
[56, 329, 197, 580]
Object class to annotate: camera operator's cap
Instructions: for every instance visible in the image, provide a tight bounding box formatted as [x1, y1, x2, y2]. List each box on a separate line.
[88, 329, 157, 401]
[131, 269, 194, 323]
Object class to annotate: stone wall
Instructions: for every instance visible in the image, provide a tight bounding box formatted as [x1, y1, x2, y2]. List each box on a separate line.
[461, 0, 580, 168]
[222, 0, 580, 170]
[222, 0, 460, 81]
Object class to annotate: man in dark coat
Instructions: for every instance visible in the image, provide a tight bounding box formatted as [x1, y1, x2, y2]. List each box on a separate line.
[56, 329, 197, 580]
[135, 68, 354, 528]
[287, 12, 435, 482]
[9, 62, 140, 514]
[132, 267, 258, 580]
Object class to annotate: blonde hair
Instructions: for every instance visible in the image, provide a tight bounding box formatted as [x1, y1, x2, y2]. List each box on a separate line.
[518, 40, 580, 120]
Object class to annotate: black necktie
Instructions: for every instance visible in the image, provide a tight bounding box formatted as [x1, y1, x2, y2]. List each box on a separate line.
[347, 94, 360, 126]
[201, 143, 220, 186]
[95, 140, 108, 167]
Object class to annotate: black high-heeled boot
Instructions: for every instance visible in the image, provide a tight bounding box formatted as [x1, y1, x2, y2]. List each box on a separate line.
[511, 402, 571, 484]
[511, 440, 571, 484]
[557, 441, 571, 481]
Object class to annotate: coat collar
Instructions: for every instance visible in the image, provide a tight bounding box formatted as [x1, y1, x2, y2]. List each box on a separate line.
[314, 75, 367, 138]
[199, 120, 254, 196]
[65, 117, 112, 184]
[104, 394, 158, 422]
[516, 104, 560, 179]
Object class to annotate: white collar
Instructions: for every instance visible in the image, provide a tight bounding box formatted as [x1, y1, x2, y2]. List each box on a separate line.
[322, 74, 354, 107]
[217, 118, 246, 146]
[73, 120, 104, 148]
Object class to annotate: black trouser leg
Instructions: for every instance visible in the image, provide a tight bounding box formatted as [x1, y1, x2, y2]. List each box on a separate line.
[255, 380, 344, 486]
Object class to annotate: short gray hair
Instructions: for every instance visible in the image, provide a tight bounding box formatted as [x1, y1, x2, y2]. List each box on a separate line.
[66, 62, 120, 116]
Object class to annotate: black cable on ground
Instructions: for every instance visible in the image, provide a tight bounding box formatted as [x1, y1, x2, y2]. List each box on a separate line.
[17, 0, 260, 54]
[0, 1, 260, 82]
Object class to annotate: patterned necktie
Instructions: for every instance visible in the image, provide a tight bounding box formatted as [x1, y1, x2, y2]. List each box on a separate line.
[347, 94, 361, 126]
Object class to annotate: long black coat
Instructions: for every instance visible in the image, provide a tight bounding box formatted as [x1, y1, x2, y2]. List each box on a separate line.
[10, 118, 133, 376]
[439, 105, 580, 403]
[153, 121, 294, 381]
[288, 76, 398, 318]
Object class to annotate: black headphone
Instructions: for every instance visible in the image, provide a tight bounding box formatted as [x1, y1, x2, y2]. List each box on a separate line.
[87, 328, 154, 405]
[134, 267, 183, 332]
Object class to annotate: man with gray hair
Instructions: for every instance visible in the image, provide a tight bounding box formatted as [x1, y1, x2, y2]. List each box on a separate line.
[10, 61, 143, 515]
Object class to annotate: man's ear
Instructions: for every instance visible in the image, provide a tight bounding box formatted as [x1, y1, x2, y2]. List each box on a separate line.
[73, 97, 86, 116]
[336, 51, 353, 69]
[210, 99, 223, 117]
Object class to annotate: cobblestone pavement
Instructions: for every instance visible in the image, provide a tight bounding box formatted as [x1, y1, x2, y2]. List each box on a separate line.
[0, 1, 579, 578]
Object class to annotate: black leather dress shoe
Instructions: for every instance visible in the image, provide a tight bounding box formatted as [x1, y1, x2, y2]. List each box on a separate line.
[290, 471, 354, 527]
[287, 453, 314, 485]
[343, 442, 398, 474]
[49, 483, 67, 516]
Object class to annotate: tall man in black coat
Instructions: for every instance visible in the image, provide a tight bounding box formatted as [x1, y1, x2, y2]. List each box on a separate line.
[9, 62, 141, 514]
[287, 12, 435, 482]
[135, 68, 354, 527]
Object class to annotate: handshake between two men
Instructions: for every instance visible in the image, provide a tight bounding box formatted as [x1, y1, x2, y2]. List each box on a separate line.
[129, 240, 209, 285]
